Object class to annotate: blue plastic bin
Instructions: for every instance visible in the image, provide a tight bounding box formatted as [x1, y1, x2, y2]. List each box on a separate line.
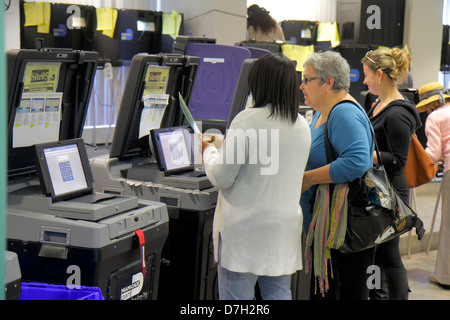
[20, 282, 104, 300]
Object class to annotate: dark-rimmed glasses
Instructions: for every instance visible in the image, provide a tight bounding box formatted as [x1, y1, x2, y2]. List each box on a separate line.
[302, 77, 320, 85]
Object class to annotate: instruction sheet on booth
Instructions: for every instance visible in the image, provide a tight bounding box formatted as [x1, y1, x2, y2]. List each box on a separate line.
[13, 62, 62, 148]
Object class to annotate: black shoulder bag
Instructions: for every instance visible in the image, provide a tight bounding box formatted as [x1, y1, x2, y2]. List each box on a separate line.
[324, 101, 425, 254]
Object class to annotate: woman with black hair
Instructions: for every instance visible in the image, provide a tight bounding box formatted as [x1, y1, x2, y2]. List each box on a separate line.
[247, 4, 285, 42]
[201, 53, 311, 300]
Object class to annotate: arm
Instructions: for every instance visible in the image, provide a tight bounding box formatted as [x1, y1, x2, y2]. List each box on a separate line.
[202, 120, 247, 190]
[302, 164, 332, 193]
[302, 104, 372, 192]
[327, 104, 373, 183]
[424, 114, 443, 163]
[276, 24, 285, 41]
[248, 25, 256, 40]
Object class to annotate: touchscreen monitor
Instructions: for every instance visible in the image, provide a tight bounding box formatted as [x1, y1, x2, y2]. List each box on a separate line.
[150, 126, 194, 175]
[34, 138, 94, 201]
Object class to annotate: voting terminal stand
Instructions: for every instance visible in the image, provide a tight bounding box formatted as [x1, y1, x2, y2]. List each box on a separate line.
[89, 53, 220, 300]
[6, 47, 169, 300]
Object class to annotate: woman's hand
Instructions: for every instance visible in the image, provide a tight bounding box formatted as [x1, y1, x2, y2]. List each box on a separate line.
[201, 139, 212, 154]
[200, 134, 224, 154]
[373, 151, 379, 165]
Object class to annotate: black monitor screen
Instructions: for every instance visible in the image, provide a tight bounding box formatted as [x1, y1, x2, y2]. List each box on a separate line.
[34, 138, 94, 201]
[150, 126, 194, 175]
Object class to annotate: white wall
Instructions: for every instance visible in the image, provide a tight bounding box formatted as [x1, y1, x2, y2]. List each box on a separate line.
[444, 0, 450, 24]
[4, 0, 20, 51]
[160, 0, 247, 45]
[248, 0, 337, 22]
[404, 0, 443, 88]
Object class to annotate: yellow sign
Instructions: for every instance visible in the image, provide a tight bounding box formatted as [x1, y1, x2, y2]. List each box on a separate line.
[24, 2, 44, 27]
[143, 66, 170, 96]
[162, 9, 183, 39]
[281, 45, 315, 73]
[37, 2, 51, 34]
[96, 7, 118, 38]
[24, 2, 51, 34]
[23, 62, 61, 93]
[317, 22, 340, 48]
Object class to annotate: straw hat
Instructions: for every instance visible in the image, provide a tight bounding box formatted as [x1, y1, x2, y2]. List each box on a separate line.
[416, 82, 450, 112]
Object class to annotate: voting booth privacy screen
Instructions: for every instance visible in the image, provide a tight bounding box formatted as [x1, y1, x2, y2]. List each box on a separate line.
[109, 54, 201, 160]
[7, 48, 99, 178]
[91, 53, 218, 300]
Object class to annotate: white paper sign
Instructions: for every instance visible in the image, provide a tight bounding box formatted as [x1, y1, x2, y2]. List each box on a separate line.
[13, 92, 63, 148]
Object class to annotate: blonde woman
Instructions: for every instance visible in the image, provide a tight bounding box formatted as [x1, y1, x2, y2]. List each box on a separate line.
[362, 46, 421, 300]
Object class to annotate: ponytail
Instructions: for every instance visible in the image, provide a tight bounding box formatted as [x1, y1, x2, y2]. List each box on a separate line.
[390, 46, 412, 83]
[362, 45, 412, 83]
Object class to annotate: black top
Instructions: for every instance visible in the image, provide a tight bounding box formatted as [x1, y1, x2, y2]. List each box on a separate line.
[368, 98, 421, 200]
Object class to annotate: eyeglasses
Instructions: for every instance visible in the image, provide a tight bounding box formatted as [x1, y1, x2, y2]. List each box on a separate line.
[364, 50, 377, 66]
[302, 77, 320, 85]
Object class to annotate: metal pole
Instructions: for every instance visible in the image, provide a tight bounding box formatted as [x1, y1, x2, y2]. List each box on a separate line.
[426, 183, 443, 254]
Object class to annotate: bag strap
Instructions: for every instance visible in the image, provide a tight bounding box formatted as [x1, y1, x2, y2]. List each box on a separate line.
[380, 126, 397, 166]
[324, 102, 427, 241]
[324, 100, 381, 165]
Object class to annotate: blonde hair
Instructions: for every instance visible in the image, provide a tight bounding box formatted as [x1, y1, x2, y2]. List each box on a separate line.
[362, 46, 411, 83]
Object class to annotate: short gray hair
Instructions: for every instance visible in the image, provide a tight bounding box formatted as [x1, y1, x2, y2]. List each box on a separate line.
[303, 51, 350, 92]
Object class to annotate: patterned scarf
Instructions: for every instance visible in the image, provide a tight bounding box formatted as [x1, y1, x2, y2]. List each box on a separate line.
[305, 183, 349, 297]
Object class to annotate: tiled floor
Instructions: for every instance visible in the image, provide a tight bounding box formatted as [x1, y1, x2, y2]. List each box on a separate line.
[403, 250, 450, 300]
[401, 181, 450, 300]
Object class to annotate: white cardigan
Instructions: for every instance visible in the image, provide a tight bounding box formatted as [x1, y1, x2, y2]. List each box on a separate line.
[203, 106, 311, 276]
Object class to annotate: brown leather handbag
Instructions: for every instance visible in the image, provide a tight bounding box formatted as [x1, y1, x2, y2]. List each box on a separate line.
[404, 134, 438, 188]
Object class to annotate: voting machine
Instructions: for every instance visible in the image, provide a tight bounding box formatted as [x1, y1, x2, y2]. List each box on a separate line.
[6, 48, 169, 300]
[89, 53, 219, 300]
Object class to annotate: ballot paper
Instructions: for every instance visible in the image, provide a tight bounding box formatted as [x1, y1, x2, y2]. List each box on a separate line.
[139, 93, 169, 139]
[13, 92, 63, 148]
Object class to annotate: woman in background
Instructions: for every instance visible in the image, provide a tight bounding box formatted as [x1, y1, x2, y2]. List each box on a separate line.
[247, 4, 285, 42]
[417, 82, 450, 289]
[362, 46, 421, 300]
[202, 53, 311, 300]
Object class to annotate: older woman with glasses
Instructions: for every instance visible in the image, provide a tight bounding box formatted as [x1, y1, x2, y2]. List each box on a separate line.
[362, 46, 421, 300]
[299, 51, 375, 300]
